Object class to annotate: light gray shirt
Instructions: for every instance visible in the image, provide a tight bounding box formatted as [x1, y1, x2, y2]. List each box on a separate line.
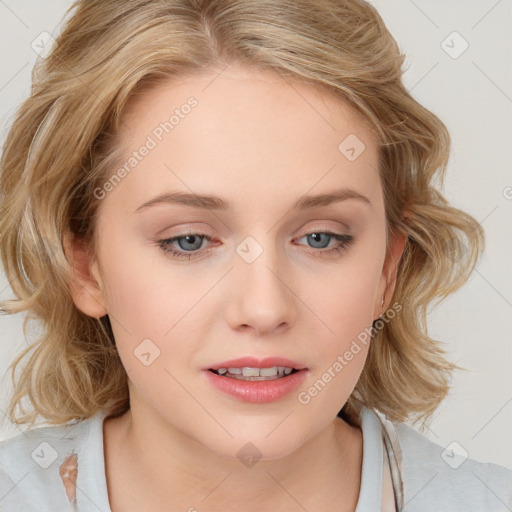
[1, 405, 511, 511]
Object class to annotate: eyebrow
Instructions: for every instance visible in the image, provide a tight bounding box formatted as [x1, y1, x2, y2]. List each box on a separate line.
[134, 187, 371, 213]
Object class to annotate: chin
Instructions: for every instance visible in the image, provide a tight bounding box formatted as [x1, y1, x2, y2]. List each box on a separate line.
[196, 420, 310, 463]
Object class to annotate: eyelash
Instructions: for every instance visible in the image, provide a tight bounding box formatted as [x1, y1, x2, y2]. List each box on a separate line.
[156, 230, 355, 260]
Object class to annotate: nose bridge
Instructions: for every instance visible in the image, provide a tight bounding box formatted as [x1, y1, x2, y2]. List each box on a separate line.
[227, 233, 296, 334]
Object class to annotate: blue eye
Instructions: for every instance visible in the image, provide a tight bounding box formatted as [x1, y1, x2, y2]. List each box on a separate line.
[157, 233, 212, 260]
[157, 231, 354, 260]
[297, 231, 355, 256]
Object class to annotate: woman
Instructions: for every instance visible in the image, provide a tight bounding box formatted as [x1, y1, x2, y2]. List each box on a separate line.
[0, 1, 510, 510]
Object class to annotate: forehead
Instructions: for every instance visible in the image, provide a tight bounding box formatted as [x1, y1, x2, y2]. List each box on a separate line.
[120, 65, 377, 152]
[102, 65, 381, 215]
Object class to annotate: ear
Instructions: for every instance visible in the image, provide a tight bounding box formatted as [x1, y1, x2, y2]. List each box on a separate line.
[373, 229, 407, 321]
[63, 232, 108, 318]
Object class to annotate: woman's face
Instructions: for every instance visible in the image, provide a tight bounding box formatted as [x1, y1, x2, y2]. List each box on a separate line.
[71, 64, 402, 459]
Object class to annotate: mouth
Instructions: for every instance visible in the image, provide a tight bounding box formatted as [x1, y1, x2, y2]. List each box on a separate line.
[203, 357, 308, 402]
[208, 366, 300, 381]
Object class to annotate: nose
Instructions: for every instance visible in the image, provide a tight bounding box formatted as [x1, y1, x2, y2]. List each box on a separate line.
[225, 244, 298, 337]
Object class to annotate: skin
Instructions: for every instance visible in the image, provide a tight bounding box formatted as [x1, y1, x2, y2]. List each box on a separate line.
[65, 63, 406, 511]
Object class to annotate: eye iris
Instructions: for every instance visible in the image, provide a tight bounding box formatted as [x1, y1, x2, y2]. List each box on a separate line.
[308, 233, 329, 249]
[178, 235, 203, 251]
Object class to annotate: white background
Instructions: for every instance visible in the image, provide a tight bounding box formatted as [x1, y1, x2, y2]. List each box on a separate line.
[0, 0, 511, 470]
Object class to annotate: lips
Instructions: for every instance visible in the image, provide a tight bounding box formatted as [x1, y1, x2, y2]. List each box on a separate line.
[202, 356, 309, 403]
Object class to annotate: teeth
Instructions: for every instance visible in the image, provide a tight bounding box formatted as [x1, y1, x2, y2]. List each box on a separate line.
[260, 367, 278, 377]
[242, 367, 260, 377]
[214, 366, 296, 380]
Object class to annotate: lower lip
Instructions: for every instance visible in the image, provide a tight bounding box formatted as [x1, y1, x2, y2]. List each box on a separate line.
[203, 369, 308, 403]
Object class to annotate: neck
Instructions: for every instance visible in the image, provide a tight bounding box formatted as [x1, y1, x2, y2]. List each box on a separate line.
[103, 398, 363, 511]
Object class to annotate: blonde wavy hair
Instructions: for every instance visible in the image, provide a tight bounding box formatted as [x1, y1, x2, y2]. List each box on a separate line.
[0, 0, 483, 429]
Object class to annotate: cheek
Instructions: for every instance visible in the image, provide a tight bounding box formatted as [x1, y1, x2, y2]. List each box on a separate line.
[96, 240, 221, 391]
[300, 244, 385, 399]
[98, 233, 197, 335]
[312, 251, 384, 342]
[94, 243, 184, 373]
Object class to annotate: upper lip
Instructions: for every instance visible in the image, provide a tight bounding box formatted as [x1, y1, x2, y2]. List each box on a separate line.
[205, 357, 307, 371]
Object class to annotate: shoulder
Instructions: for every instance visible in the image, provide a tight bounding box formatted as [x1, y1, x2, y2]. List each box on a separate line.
[392, 420, 512, 511]
[0, 414, 99, 511]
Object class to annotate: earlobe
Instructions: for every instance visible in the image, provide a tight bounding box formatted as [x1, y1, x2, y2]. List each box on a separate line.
[63, 232, 108, 318]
